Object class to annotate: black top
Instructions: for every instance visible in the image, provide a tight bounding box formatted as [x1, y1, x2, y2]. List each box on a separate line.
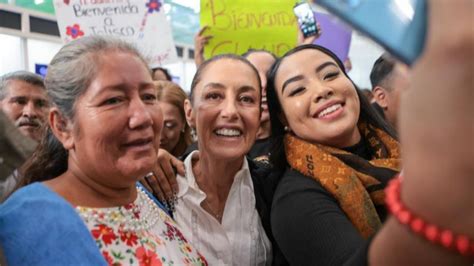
[249, 160, 289, 265]
[182, 142, 198, 158]
[248, 137, 272, 160]
[342, 137, 372, 160]
[270, 140, 382, 266]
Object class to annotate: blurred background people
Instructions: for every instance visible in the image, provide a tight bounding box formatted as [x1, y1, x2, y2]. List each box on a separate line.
[0, 111, 37, 199]
[0, 36, 206, 265]
[155, 80, 192, 157]
[361, 89, 374, 102]
[242, 49, 278, 161]
[152, 66, 173, 81]
[370, 53, 411, 130]
[0, 71, 48, 201]
[0, 71, 49, 142]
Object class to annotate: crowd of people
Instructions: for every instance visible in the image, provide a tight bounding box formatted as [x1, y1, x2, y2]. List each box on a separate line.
[0, 0, 472, 265]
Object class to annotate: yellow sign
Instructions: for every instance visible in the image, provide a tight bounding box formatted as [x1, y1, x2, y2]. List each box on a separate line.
[200, 0, 298, 58]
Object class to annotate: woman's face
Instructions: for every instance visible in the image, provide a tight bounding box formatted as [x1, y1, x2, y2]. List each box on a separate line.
[275, 49, 361, 148]
[187, 59, 261, 160]
[159, 101, 185, 154]
[245, 52, 276, 123]
[67, 51, 162, 186]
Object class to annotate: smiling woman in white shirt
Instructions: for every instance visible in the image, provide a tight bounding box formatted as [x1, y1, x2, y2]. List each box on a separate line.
[171, 54, 274, 265]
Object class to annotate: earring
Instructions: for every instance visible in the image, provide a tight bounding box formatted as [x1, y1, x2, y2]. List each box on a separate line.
[284, 126, 290, 132]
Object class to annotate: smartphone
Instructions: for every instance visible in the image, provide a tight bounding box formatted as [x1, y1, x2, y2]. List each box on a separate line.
[294, 2, 319, 38]
[315, 0, 427, 65]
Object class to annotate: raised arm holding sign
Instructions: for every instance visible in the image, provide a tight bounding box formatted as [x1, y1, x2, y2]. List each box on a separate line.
[200, 0, 298, 59]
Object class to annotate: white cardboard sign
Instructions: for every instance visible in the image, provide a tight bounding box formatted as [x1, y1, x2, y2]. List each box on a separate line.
[53, 0, 178, 67]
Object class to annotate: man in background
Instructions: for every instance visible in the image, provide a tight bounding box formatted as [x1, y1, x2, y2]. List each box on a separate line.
[0, 71, 48, 142]
[370, 54, 411, 131]
[0, 71, 48, 200]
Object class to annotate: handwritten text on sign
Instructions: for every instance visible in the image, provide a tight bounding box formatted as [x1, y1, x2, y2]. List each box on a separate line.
[201, 0, 298, 58]
[54, 0, 177, 66]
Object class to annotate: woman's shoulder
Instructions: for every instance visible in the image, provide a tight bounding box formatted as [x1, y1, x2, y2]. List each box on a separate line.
[0, 182, 81, 230]
[0, 183, 107, 265]
[1, 183, 60, 210]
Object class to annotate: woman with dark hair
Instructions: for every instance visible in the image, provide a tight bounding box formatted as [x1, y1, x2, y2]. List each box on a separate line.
[171, 54, 286, 265]
[266, 44, 400, 265]
[0, 36, 206, 265]
[152, 67, 172, 81]
[155, 80, 192, 157]
[266, 0, 474, 261]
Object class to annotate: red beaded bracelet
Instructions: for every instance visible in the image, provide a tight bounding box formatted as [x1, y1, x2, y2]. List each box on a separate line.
[385, 175, 474, 257]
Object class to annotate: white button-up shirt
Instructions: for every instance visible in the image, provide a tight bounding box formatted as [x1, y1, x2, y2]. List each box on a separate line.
[173, 151, 272, 266]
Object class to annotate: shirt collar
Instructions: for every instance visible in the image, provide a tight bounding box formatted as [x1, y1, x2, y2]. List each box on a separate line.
[176, 151, 253, 199]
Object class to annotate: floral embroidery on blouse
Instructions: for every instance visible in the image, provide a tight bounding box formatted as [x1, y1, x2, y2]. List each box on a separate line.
[76, 188, 207, 266]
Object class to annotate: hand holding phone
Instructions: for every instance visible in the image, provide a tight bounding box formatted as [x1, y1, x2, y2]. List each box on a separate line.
[315, 0, 427, 65]
[294, 2, 319, 38]
[297, 22, 322, 45]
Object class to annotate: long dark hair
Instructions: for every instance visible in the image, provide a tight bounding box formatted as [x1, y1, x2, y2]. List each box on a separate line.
[266, 44, 397, 171]
[152, 67, 172, 81]
[14, 36, 148, 192]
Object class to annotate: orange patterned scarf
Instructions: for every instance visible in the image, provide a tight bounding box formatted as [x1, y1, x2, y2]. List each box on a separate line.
[284, 123, 401, 238]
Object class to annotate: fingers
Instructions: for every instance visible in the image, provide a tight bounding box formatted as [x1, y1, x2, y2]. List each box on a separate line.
[296, 24, 304, 44]
[196, 34, 213, 48]
[194, 28, 212, 67]
[153, 165, 175, 201]
[171, 156, 186, 177]
[297, 22, 322, 46]
[197, 25, 209, 36]
[316, 22, 323, 37]
[200, 35, 213, 44]
[195, 26, 213, 45]
[169, 157, 185, 192]
[144, 172, 167, 203]
[160, 157, 179, 194]
[139, 176, 154, 194]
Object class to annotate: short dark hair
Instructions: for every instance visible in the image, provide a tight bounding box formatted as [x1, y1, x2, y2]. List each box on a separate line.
[189, 54, 262, 104]
[369, 53, 397, 89]
[0, 71, 45, 100]
[152, 67, 172, 81]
